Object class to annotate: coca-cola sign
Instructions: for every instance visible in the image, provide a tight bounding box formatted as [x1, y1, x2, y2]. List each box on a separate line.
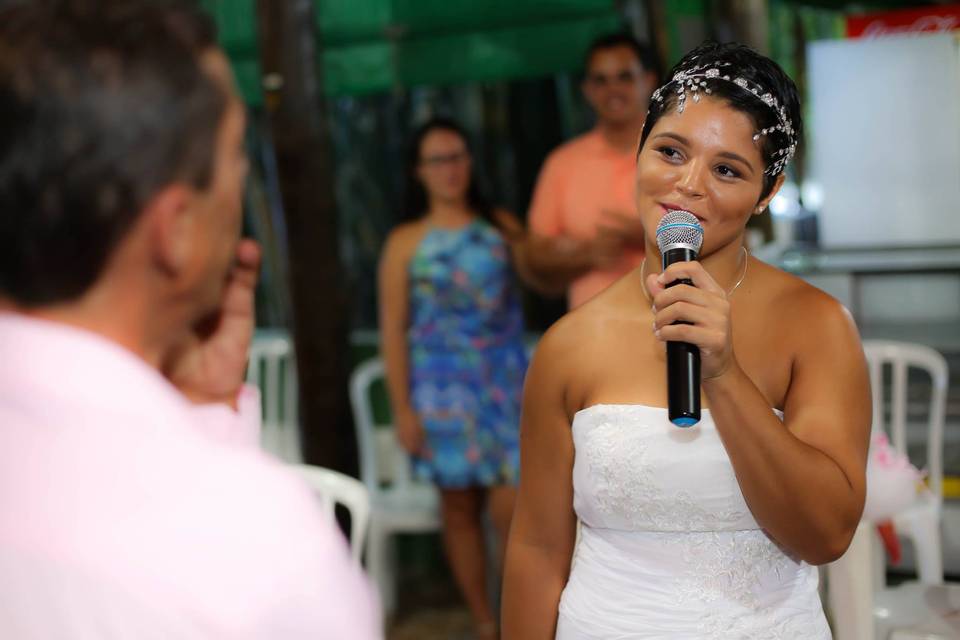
[847, 5, 960, 38]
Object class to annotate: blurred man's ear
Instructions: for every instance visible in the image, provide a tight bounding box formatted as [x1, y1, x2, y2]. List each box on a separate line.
[643, 68, 659, 93]
[581, 76, 599, 110]
[146, 185, 196, 276]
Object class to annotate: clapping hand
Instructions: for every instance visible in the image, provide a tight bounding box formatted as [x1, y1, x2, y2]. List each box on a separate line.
[596, 208, 646, 248]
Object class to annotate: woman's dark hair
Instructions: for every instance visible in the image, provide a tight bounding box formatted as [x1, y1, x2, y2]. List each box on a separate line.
[0, 0, 226, 306]
[402, 117, 497, 226]
[638, 42, 803, 202]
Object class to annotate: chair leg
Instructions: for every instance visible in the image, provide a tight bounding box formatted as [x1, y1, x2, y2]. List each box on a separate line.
[367, 522, 397, 618]
[260, 425, 277, 458]
[870, 527, 886, 592]
[905, 516, 944, 585]
[283, 425, 302, 464]
[827, 522, 876, 640]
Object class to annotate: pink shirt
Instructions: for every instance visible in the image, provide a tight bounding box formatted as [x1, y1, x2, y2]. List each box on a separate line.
[0, 313, 381, 639]
[529, 128, 644, 309]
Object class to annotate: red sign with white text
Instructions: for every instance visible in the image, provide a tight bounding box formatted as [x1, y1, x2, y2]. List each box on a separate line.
[847, 5, 960, 38]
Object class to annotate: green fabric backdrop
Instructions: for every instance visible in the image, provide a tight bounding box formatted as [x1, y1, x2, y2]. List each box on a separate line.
[201, 0, 621, 104]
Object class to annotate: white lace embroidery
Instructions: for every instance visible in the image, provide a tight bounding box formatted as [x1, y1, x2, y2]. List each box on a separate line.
[560, 405, 831, 639]
[582, 411, 749, 531]
[678, 533, 828, 637]
[696, 604, 829, 639]
[670, 531, 790, 607]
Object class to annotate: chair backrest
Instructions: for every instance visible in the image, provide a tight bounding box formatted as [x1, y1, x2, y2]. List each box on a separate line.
[863, 340, 949, 500]
[349, 357, 416, 496]
[291, 464, 370, 563]
[247, 331, 300, 461]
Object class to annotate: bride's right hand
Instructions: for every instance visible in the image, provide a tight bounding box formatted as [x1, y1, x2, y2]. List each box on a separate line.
[395, 406, 425, 455]
[647, 260, 735, 381]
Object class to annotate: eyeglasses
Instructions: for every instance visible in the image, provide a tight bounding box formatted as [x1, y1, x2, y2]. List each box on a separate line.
[586, 70, 642, 88]
[420, 151, 469, 167]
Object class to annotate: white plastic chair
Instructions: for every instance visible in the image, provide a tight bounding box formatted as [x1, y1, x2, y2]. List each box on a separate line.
[826, 340, 951, 639]
[828, 522, 960, 639]
[349, 357, 440, 616]
[864, 339, 948, 586]
[246, 330, 302, 463]
[291, 464, 370, 563]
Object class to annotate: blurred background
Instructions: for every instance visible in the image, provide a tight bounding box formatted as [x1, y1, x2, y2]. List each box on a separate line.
[203, 0, 960, 637]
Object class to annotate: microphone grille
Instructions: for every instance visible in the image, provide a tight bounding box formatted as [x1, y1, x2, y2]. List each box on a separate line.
[656, 210, 703, 253]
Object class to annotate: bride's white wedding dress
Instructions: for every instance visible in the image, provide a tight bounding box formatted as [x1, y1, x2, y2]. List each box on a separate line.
[556, 404, 831, 639]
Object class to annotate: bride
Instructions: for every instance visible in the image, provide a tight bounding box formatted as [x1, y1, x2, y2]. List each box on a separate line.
[502, 41, 870, 638]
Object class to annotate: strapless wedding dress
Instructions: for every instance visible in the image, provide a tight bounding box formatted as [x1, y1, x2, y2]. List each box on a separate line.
[556, 404, 831, 639]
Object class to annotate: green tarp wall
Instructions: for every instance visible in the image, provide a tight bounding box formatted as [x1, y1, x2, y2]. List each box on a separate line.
[201, 0, 622, 104]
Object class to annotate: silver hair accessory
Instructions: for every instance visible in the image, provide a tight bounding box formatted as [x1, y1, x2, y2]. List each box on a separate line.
[650, 62, 797, 176]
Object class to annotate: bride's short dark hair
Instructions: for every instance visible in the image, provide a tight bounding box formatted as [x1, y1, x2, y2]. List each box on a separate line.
[639, 41, 803, 201]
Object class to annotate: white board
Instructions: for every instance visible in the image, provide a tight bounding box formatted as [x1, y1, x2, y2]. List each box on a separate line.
[807, 33, 960, 248]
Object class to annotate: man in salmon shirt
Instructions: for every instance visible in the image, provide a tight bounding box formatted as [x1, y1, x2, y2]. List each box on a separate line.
[528, 33, 660, 309]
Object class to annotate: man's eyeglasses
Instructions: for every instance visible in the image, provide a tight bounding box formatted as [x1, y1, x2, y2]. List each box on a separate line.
[586, 70, 641, 88]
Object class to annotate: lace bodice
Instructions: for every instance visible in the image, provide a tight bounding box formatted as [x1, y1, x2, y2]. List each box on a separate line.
[556, 404, 831, 639]
[572, 404, 759, 533]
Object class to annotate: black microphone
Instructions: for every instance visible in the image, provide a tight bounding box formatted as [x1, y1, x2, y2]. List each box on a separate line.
[655, 210, 705, 428]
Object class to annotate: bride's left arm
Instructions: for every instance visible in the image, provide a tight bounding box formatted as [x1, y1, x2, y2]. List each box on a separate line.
[649, 262, 871, 565]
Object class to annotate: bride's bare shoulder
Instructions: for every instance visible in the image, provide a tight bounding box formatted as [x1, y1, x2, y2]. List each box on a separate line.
[530, 281, 645, 383]
[537, 282, 626, 346]
[525, 306, 610, 420]
[753, 259, 857, 340]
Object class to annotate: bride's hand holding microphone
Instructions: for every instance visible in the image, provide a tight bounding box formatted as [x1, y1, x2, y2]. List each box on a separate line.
[646, 260, 737, 382]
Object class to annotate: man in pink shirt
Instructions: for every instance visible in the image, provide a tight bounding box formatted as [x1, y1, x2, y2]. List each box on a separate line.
[528, 33, 660, 309]
[0, 2, 379, 638]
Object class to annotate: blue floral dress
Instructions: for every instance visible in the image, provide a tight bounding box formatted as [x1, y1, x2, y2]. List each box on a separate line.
[407, 219, 528, 488]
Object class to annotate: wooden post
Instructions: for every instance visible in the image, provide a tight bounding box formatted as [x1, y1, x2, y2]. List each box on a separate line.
[255, 0, 355, 472]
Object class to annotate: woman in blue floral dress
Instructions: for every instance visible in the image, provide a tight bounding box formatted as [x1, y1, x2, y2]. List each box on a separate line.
[378, 117, 558, 638]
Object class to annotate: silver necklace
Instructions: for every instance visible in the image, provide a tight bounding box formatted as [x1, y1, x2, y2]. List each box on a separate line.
[640, 246, 749, 302]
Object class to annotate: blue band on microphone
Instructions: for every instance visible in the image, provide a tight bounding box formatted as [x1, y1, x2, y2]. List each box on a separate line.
[657, 222, 702, 235]
[671, 416, 699, 427]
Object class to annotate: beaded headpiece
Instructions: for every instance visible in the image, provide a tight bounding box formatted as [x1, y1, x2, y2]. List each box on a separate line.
[650, 62, 797, 176]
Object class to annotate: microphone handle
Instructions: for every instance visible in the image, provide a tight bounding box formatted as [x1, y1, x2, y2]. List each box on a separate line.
[662, 247, 701, 427]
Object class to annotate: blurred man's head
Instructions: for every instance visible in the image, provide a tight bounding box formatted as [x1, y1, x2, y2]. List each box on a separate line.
[0, 0, 247, 325]
[582, 32, 660, 128]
